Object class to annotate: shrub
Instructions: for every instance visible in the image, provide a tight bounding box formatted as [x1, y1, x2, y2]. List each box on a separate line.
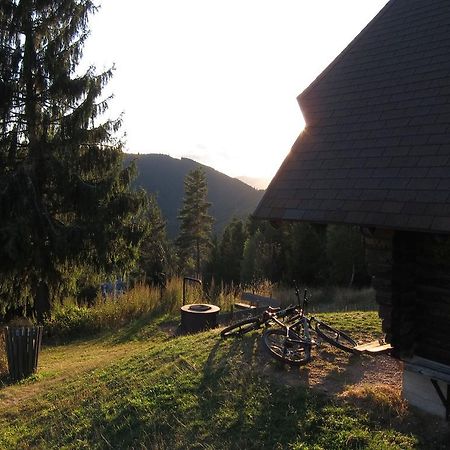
[44, 304, 96, 339]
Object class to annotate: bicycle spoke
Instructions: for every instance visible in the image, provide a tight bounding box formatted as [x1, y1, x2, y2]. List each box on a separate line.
[263, 328, 312, 366]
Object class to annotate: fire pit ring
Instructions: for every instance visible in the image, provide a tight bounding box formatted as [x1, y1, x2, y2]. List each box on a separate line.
[180, 303, 220, 333]
[188, 304, 212, 312]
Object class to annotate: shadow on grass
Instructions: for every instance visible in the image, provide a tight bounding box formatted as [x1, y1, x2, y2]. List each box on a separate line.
[190, 333, 450, 450]
[41, 310, 178, 350]
[0, 313, 178, 389]
[189, 334, 312, 449]
[3, 323, 448, 450]
[106, 312, 179, 345]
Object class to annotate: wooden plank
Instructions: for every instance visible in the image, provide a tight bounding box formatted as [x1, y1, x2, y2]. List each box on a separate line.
[28, 328, 34, 374]
[355, 340, 392, 354]
[416, 347, 450, 367]
[18, 328, 24, 380]
[5, 328, 13, 380]
[416, 284, 450, 299]
[34, 327, 43, 371]
[234, 303, 256, 310]
[241, 292, 280, 307]
[404, 362, 450, 384]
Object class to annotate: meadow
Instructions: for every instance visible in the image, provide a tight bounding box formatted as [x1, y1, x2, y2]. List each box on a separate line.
[0, 281, 449, 449]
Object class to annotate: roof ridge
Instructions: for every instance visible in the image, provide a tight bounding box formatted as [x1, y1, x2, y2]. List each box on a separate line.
[297, 0, 395, 105]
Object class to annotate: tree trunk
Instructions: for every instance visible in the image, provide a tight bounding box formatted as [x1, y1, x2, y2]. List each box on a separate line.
[196, 238, 201, 279]
[348, 263, 355, 287]
[34, 281, 51, 323]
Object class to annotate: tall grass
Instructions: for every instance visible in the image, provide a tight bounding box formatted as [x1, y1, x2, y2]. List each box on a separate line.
[43, 277, 244, 340]
[272, 285, 376, 312]
[3, 278, 377, 344]
[44, 277, 183, 340]
[204, 279, 239, 312]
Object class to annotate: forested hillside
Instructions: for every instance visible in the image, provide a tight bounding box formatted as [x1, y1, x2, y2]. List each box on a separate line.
[126, 154, 264, 237]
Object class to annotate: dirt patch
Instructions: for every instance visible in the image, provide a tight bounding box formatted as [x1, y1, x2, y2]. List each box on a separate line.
[259, 343, 403, 396]
[312, 350, 403, 395]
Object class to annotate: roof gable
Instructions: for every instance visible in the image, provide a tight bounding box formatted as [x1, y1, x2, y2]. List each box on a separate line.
[255, 0, 450, 234]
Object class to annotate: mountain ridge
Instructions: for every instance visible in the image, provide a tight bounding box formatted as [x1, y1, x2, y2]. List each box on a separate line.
[125, 153, 264, 237]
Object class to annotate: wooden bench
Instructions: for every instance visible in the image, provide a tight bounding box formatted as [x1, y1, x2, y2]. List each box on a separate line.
[403, 357, 450, 421]
[239, 292, 280, 308]
[217, 292, 281, 325]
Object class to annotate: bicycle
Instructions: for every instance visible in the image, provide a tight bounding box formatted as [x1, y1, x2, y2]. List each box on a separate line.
[262, 285, 358, 366]
[220, 302, 302, 339]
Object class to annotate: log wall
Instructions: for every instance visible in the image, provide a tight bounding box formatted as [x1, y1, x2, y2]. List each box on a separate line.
[415, 234, 450, 365]
[364, 228, 450, 365]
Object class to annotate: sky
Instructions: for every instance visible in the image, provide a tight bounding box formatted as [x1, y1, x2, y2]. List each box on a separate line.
[82, 0, 390, 188]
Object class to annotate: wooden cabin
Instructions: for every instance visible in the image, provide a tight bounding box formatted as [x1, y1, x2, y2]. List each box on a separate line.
[254, 0, 450, 419]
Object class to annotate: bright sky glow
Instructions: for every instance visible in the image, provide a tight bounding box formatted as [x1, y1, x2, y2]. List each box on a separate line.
[83, 0, 389, 188]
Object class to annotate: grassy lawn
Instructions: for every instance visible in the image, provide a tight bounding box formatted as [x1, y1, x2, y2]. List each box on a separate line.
[0, 311, 449, 449]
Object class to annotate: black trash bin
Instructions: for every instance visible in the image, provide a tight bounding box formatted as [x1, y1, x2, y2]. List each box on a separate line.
[4, 326, 43, 382]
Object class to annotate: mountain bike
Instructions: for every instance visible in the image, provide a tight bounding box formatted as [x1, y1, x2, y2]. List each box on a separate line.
[220, 302, 302, 339]
[262, 285, 358, 366]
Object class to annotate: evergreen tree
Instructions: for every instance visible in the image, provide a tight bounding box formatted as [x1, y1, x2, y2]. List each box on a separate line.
[219, 218, 247, 284]
[240, 229, 266, 285]
[0, 1, 147, 320]
[326, 224, 367, 286]
[176, 167, 213, 277]
[202, 234, 220, 286]
[284, 223, 327, 285]
[203, 218, 248, 285]
[138, 194, 173, 287]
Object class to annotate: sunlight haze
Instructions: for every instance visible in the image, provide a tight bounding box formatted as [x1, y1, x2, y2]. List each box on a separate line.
[83, 0, 389, 188]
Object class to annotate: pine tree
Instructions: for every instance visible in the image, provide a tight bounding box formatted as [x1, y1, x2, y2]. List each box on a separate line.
[284, 223, 327, 285]
[0, 1, 147, 320]
[138, 194, 173, 287]
[176, 167, 213, 277]
[219, 218, 247, 284]
[326, 224, 367, 286]
[240, 231, 263, 285]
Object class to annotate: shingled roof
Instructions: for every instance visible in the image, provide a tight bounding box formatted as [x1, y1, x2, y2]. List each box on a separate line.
[254, 0, 450, 233]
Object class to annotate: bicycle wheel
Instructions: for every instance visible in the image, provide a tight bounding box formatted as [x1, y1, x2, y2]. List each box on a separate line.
[262, 328, 311, 366]
[314, 320, 357, 353]
[220, 317, 261, 338]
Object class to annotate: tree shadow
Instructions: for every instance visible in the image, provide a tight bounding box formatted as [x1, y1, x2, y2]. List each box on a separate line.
[191, 333, 314, 449]
[106, 313, 179, 345]
[188, 331, 436, 449]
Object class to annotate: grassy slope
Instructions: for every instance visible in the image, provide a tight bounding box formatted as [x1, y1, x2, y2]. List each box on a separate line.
[0, 312, 449, 449]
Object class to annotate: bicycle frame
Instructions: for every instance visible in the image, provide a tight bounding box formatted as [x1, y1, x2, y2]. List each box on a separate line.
[262, 283, 358, 365]
[269, 310, 315, 346]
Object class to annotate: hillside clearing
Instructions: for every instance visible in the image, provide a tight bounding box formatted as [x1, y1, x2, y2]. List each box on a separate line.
[0, 312, 449, 449]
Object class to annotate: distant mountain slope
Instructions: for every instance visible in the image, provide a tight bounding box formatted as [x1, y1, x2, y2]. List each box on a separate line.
[126, 154, 265, 237]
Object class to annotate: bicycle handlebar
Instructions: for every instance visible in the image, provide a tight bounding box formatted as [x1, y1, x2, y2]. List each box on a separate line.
[293, 280, 308, 313]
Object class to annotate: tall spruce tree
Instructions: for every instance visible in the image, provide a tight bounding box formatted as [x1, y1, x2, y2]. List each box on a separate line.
[138, 193, 173, 287]
[0, 1, 147, 320]
[218, 218, 247, 284]
[176, 167, 213, 277]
